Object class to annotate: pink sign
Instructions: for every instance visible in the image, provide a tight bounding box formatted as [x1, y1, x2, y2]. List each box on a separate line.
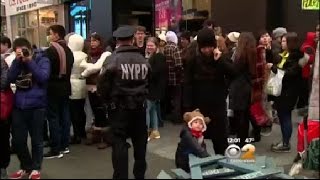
[155, 0, 182, 30]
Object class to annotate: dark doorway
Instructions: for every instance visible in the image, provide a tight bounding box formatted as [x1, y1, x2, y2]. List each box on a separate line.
[112, 0, 154, 33]
[266, 0, 284, 32]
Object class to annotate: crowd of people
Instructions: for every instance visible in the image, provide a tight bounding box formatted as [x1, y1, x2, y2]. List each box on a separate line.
[0, 20, 319, 179]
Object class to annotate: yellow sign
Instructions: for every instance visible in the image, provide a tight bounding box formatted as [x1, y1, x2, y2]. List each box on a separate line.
[302, 0, 320, 10]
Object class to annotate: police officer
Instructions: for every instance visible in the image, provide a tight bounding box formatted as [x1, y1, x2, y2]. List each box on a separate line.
[97, 26, 151, 179]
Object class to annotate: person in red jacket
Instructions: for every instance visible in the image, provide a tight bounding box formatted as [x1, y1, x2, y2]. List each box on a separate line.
[297, 32, 317, 110]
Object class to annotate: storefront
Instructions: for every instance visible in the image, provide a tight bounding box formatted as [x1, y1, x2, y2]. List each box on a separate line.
[155, 0, 318, 37]
[155, 0, 213, 33]
[62, 0, 318, 41]
[66, 0, 213, 38]
[64, 0, 154, 41]
[5, 0, 65, 47]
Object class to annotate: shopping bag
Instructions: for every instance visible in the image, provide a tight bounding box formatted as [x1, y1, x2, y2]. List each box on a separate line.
[297, 120, 320, 153]
[0, 89, 14, 120]
[266, 69, 285, 97]
[250, 101, 271, 126]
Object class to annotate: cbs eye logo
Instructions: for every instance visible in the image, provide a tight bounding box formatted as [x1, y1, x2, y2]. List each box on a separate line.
[225, 144, 255, 160]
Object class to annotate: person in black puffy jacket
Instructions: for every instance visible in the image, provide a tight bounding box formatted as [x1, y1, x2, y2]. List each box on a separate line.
[270, 32, 303, 153]
[175, 109, 210, 172]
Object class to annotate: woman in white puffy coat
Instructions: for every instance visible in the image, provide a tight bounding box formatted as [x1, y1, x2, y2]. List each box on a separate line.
[68, 34, 88, 144]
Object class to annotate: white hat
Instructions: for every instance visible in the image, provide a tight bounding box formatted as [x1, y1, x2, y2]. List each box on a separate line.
[272, 27, 287, 38]
[227, 32, 240, 43]
[158, 32, 166, 42]
[166, 31, 178, 44]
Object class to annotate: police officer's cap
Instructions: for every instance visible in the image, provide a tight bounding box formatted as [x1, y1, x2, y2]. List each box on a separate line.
[113, 25, 135, 39]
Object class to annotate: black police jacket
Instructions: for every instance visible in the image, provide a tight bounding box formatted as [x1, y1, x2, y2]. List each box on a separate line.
[97, 45, 151, 109]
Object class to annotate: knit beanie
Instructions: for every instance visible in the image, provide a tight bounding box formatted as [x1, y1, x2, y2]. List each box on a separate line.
[273, 27, 287, 39]
[197, 28, 216, 48]
[166, 31, 178, 44]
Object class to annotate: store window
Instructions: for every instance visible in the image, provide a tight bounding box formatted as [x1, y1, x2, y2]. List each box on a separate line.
[39, 5, 64, 47]
[11, 11, 39, 46]
[10, 5, 65, 47]
[155, 0, 212, 34]
[181, 0, 212, 31]
[1, 17, 6, 35]
[69, 0, 91, 39]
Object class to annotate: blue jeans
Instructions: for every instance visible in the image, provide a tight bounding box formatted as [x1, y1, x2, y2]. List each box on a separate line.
[278, 110, 292, 145]
[146, 100, 159, 130]
[47, 97, 71, 153]
[12, 108, 45, 171]
[156, 101, 162, 124]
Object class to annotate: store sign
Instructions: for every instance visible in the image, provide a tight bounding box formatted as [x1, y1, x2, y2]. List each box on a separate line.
[155, 0, 182, 29]
[302, 0, 319, 10]
[37, 0, 54, 4]
[155, 0, 170, 28]
[5, 0, 52, 16]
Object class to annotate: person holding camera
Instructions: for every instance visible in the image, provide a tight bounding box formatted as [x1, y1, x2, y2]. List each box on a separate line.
[7, 38, 50, 179]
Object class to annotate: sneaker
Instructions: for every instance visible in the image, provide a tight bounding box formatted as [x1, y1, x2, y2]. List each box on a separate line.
[260, 126, 272, 137]
[148, 130, 161, 141]
[43, 151, 64, 159]
[271, 142, 291, 153]
[289, 162, 303, 176]
[61, 148, 70, 154]
[153, 130, 161, 139]
[1, 168, 8, 179]
[28, 170, 40, 179]
[10, 170, 28, 179]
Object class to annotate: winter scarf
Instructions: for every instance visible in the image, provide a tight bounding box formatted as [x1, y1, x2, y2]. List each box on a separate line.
[50, 40, 67, 77]
[191, 129, 203, 138]
[90, 47, 104, 63]
[277, 51, 289, 69]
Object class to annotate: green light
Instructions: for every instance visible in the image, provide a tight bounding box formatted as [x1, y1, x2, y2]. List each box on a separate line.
[302, 0, 320, 10]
